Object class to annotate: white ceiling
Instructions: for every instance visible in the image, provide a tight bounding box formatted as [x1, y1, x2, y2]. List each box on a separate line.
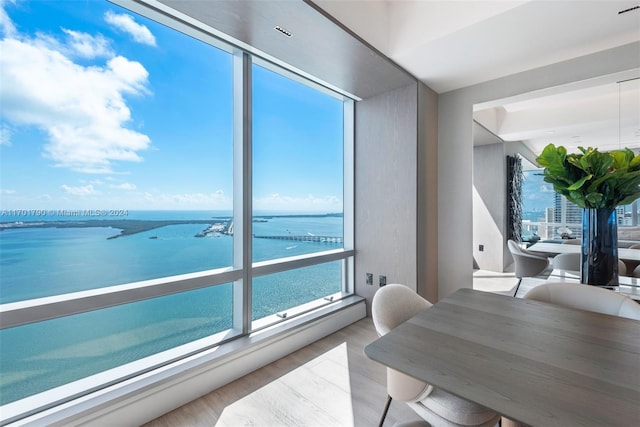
[155, 0, 415, 100]
[313, 0, 640, 155]
[475, 72, 640, 153]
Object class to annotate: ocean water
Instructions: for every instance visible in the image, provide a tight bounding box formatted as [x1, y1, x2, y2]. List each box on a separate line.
[0, 211, 343, 405]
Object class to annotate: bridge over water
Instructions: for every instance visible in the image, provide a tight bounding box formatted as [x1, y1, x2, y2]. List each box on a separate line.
[253, 235, 342, 244]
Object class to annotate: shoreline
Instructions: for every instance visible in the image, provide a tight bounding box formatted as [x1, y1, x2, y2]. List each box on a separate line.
[0, 219, 221, 239]
[0, 213, 343, 239]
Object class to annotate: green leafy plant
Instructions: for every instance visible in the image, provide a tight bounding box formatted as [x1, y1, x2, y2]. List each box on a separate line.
[536, 144, 640, 209]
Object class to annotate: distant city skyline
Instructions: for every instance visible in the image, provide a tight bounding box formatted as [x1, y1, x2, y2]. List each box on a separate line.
[0, 0, 344, 213]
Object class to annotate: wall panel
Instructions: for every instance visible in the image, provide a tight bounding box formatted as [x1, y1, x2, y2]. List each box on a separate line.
[355, 83, 418, 312]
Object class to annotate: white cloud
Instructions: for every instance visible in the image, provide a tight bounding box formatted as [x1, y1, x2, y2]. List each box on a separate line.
[0, 124, 11, 145]
[29, 31, 111, 61]
[1, 188, 16, 194]
[62, 28, 113, 59]
[104, 11, 156, 46]
[61, 184, 97, 196]
[0, 0, 16, 37]
[253, 193, 342, 213]
[0, 29, 151, 173]
[110, 182, 136, 190]
[143, 190, 231, 208]
[541, 184, 555, 192]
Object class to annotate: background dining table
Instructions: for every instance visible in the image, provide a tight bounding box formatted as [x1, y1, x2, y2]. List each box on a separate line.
[527, 241, 640, 262]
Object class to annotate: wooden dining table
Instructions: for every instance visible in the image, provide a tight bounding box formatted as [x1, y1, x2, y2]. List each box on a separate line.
[364, 288, 640, 426]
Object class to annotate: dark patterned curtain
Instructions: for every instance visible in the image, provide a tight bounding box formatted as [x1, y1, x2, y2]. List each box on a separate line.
[506, 155, 523, 242]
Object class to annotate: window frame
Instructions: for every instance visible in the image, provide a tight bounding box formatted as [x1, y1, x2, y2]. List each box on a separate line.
[0, 0, 355, 418]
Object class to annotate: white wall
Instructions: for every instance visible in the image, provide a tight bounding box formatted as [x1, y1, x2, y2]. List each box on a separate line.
[355, 82, 419, 312]
[437, 42, 640, 299]
[473, 142, 506, 272]
[473, 138, 540, 273]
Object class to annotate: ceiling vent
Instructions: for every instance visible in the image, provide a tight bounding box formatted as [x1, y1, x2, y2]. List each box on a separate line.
[274, 26, 292, 37]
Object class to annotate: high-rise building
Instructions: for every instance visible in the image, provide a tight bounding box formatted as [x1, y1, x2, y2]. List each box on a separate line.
[554, 193, 582, 237]
[617, 205, 631, 226]
[537, 207, 555, 239]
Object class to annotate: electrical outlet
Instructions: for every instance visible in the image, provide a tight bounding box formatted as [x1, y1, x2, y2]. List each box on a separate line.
[366, 273, 373, 285]
[379, 275, 387, 287]
[479, 244, 484, 252]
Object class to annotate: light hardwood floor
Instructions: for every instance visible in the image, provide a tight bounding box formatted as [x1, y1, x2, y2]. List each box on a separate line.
[144, 274, 535, 427]
[143, 318, 421, 427]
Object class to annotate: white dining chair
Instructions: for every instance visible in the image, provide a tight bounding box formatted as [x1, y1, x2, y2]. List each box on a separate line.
[524, 282, 640, 320]
[552, 252, 580, 275]
[507, 240, 551, 297]
[618, 260, 628, 276]
[624, 243, 640, 275]
[552, 252, 627, 277]
[371, 284, 501, 427]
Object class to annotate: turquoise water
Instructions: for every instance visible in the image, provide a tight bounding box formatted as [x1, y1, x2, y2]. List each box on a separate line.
[0, 224, 231, 302]
[0, 212, 343, 405]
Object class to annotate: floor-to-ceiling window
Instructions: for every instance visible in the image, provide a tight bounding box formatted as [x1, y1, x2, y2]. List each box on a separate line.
[0, 0, 354, 420]
[522, 169, 638, 240]
[251, 62, 347, 325]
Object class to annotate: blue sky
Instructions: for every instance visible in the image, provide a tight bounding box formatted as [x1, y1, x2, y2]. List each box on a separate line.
[522, 170, 555, 213]
[0, 0, 344, 213]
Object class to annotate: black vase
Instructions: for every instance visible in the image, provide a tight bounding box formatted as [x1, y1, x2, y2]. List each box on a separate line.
[581, 208, 618, 286]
